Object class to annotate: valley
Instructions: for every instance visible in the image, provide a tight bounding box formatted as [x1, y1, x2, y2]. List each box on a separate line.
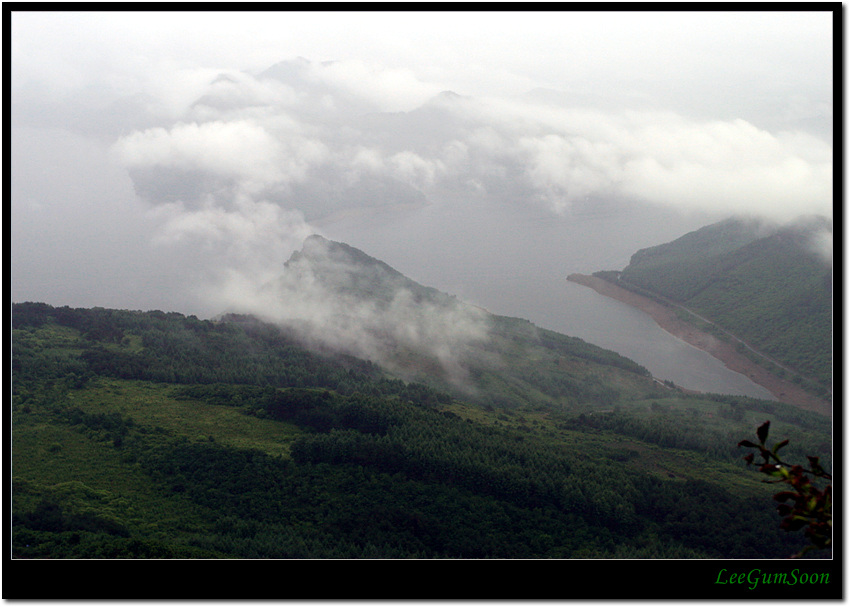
[8, 11, 836, 595]
[11, 225, 833, 562]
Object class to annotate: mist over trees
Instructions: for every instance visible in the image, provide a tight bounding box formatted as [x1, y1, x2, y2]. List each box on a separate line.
[10, 13, 835, 592]
[12, 301, 830, 562]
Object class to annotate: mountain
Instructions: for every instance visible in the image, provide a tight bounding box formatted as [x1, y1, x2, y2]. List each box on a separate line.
[283, 234, 455, 306]
[11, 237, 833, 563]
[260, 234, 654, 407]
[613, 216, 832, 393]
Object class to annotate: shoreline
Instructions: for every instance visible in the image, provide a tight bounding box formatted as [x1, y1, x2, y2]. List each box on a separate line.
[567, 273, 831, 418]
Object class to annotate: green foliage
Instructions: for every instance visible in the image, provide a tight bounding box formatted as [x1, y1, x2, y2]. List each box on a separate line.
[11, 302, 827, 559]
[618, 217, 832, 390]
[568, 395, 831, 472]
[535, 326, 650, 377]
[739, 421, 832, 557]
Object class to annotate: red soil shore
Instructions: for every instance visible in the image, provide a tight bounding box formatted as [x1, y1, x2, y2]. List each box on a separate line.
[567, 274, 831, 418]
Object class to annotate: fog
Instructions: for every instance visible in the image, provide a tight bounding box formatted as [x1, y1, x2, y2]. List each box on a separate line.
[219, 234, 494, 390]
[11, 10, 834, 378]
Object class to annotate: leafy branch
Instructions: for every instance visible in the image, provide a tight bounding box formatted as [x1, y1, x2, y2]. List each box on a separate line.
[738, 421, 831, 558]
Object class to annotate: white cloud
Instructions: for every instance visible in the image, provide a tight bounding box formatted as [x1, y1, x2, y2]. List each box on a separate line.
[112, 118, 330, 200]
[387, 150, 445, 190]
[12, 10, 833, 322]
[206, 235, 492, 388]
[519, 134, 621, 212]
[807, 227, 833, 265]
[349, 146, 386, 175]
[613, 117, 833, 220]
[151, 195, 314, 265]
[305, 59, 442, 112]
[430, 98, 833, 220]
[114, 120, 284, 181]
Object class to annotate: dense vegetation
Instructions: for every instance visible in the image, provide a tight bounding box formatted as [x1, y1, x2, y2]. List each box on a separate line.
[12, 302, 831, 560]
[273, 234, 654, 406]
[615, 216, 832, 393]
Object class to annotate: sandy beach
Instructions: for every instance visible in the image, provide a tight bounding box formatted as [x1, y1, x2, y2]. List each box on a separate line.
[567, 274, 831, 418]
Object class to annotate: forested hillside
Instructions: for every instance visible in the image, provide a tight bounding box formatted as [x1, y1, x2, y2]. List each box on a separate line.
[12, 302, 831, 560]
[616, 216, 832, 393]
[252, 234, 655, 407]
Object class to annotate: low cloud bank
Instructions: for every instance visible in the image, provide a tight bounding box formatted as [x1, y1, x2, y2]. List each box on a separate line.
[111, 58, 832, 226]
[103, 57, 831, 367]
[207, 234, 492, 389]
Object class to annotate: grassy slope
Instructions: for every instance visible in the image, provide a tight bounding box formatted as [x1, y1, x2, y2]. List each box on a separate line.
[14, 375, 775, 539]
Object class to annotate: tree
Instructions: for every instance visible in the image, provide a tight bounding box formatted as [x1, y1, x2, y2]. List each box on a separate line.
[738, 421, 831, 557]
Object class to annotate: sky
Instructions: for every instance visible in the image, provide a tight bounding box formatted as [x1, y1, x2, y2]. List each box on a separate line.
[11, 9, 835, 323]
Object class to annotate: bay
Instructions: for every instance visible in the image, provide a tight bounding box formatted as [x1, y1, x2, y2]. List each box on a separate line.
[318, 195, 776, 400]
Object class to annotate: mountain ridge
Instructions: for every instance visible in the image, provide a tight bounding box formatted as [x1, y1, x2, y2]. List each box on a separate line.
[591, 215, 832, 400]
[257, 234, 655, 405]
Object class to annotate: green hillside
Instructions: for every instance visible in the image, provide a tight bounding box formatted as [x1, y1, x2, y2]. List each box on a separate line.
[282, 234, 453, 306]
[264, 234, 655, 406]
[12, 299, 831, 560]
[9, 226, 833, 561]
[617, 216, 832, 392]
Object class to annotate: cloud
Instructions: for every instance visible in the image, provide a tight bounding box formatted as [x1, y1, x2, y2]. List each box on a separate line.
[112, 118, 331, 209]
[348, 146, 386, 175]
[802, 222, 834, 266]
[102, 53, 831, 227]
[205, 235, 492, 389]
[11, 10, 834, 353]
[151, 194, 312, 251]
[416, 98, 833, 221]
[115, 120, 322, 185]
[303, 59, 442, 113]
[387, 150, 445, 191]
[189, 70, 300, 114]
[102, 55, 832, 343]
[614, 118, 832, 221]
[518, 133, 621, 213]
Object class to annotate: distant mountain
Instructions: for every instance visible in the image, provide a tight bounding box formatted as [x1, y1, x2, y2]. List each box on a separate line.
[262, 234, 653, 406]
[616, 216, 832, 391]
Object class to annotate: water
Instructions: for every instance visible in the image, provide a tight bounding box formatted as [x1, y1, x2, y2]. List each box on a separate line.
[318, 195, 775, 400]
